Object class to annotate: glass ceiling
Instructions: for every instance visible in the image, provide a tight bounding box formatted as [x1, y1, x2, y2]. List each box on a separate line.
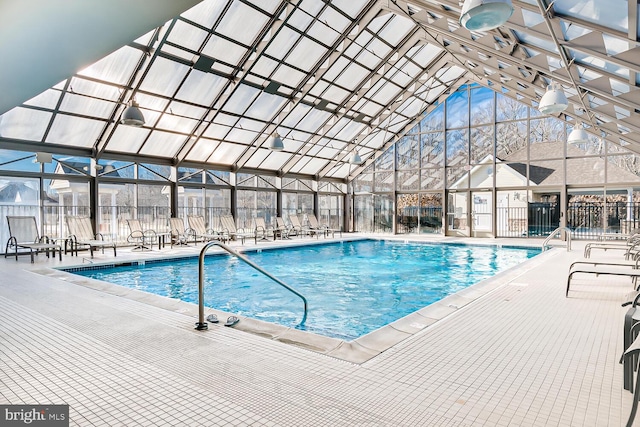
[1, 0, 640, 181]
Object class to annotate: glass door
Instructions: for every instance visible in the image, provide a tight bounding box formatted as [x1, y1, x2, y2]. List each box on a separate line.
[471, 191, 493, 237]
[447, 192, 469, 236]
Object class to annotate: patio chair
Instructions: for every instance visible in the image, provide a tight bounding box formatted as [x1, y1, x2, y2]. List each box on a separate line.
[306, 213, 340, 238]
[288, 214, 309, 237]
[187, 215, 223, 243]
[275, 217, 292, 239]
[584, 233, 640, 258]
[169, 217, 191, 246]
[220, 215, 256, 244]
[254, 217, 274, 241]
[126, 219, 157, 251]
[5, 215, 62, 263]
[66, 216, 116, 257]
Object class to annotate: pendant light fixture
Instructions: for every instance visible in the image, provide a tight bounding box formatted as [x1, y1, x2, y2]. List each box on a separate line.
[120, 99, 145, 127]
[268, 133, 284, 151]
[349, 150, 362, 165]
[567, 124, 589, 144]
[538, 83, 568, 115]
[459, 0, 514, 31]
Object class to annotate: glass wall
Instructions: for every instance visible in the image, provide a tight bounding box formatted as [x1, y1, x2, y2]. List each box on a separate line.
[352, 84, 640, 238]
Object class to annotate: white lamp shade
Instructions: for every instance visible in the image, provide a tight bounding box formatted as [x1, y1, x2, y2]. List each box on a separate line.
[349, 151, 363, 165]
[567, 127, 589, 144]
[459, 0, 514, 31]
[121, 100, 145, 126]
[268, 133, 284, 151]
[538, 85, 568, 114]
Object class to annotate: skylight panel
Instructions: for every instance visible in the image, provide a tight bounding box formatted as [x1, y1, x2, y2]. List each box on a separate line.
[265, 26, 300, 60]
[409, 43, 443, 67]
[330, 0, 368, 19]
[271, 65, 307, 87]
[138, 131, 186, 157]
[321, 85, 351, 105]
[180, 0, 227, 29]
[369, 80, 403, 106]
[216, 1, 268, 46]
[245, 91, 287, 122]
[290, 108, 332, 133]
[257, 150, 293, 170]
[202, 36, 249, 66]
[77, 45, 141, 86]
[307, 19, 342, 47]
[107, 126, 150, 153]
[0, 108, 51, 141]
[377, 14, 415, 46]
[225, 127, 259, 145]
[175, 70, 228, 106]
[166, 20, 208, 52]
[223, 84, 261, 115]
[184, 138, 220, 162]
[553, 0, 627, 33]
[285, 37, 327, 72]
[46, 115, 104, 148]
[22, 90, 61, 110]
[251, 56, 279, 79]
[333, 61, 369, 90]
[513, 31, 559, 55]
[297, 156, 329, 175]
[156, 112, 199, 134]
[60, 93, 115, 119]
[139, 57, 190, 97]
[288, 8, 315, 31]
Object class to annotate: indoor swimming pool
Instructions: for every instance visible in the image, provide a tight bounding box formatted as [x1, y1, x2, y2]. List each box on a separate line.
[68, 240, 540, 340]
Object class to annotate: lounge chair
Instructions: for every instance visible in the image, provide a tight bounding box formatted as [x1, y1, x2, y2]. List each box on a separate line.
[66, 216, 116, 257]
[275, 217, 292, 239]
[5, 215, 62, 263]
[187, 215, 224, 243]
[220, 215, 256, 244]
[288, 215, 308, 237]
[566, 263, 640, 296]
[126, 219, 157, 251]
[254, 217, 274, 241]
[169, 217, 191, 246]
[584, 233, 640, 258]
[306, 213, 340, 238]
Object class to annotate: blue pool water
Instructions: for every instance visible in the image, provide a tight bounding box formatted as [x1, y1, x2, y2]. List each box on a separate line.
[69, 240, 540, 340]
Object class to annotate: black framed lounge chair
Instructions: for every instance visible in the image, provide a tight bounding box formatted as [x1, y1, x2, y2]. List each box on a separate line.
[187, 215, 224, 243]
[5, 215, 62, 263]
[126, 219, 157, 251]
[219, 215, 255, 244]
[66, 216, 116, 257]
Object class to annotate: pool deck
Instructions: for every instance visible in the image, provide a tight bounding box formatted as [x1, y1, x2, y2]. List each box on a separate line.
[0, 234, 637, 426]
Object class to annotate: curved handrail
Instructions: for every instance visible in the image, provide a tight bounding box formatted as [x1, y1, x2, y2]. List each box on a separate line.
[542, 227, 572, 252]
[195, 240, 308, 330]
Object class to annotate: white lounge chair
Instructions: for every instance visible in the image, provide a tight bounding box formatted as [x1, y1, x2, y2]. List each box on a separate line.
[126, 219, 157, 251]
[220, 215, 255, 244]
[66, 216, 116, 257]
[187, 215, 224, 243]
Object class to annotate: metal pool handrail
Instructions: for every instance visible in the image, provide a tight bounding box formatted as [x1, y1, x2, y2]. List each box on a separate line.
[542, 226, 572, 252]
[195, 240, 308, 330]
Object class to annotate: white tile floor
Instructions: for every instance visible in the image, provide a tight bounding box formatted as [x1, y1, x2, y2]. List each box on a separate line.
[0, 235, 638, 426]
